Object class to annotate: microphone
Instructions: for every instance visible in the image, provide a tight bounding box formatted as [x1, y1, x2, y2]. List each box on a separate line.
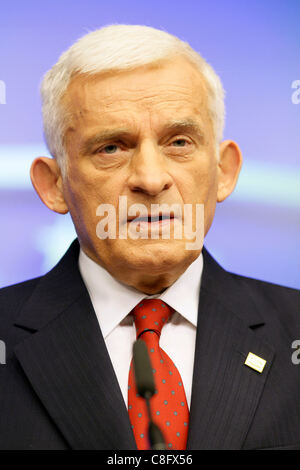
[132, 339, 166, 450]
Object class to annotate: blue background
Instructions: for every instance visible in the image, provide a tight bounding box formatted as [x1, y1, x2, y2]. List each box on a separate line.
[0, 0, 299, 288]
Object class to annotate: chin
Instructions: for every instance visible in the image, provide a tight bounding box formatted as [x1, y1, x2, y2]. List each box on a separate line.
[124, 240, 198, 273]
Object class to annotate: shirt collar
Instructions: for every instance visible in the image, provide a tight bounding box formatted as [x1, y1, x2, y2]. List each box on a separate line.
[78, 249, 203, 338]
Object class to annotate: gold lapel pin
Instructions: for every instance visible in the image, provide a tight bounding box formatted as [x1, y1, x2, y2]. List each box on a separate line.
[244, 352, 266, 373]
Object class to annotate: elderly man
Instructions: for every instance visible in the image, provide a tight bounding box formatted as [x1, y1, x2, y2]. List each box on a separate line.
[0, 25, 299, 451]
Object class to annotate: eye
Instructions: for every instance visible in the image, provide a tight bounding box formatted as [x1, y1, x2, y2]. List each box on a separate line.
[100, 144, 119, 154]
[171, 138, 190, 147]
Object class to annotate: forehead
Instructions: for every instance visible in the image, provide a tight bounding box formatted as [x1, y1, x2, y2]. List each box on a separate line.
[64, 57, 210, 130]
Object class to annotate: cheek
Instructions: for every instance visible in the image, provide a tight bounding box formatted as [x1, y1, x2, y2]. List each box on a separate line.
[176, 161, 218, 234]
[178, 161, 218, 203]
[63, 166, 124, 223]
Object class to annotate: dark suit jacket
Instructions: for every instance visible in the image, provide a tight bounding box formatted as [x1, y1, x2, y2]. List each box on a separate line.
[0, 239, 300, 450]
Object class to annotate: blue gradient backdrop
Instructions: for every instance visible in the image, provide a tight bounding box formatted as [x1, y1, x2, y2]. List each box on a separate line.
[0, 0, 299, 288]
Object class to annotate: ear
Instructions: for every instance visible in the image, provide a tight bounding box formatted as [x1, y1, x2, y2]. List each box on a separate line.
[30, 157, 69, 214]
[217, 140, 243, 202]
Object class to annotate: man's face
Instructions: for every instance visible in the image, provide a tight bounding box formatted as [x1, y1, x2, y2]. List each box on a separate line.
[62, 56, 220, 289]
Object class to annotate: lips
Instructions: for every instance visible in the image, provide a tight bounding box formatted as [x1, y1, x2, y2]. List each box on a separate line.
[128, 213, 175, 223]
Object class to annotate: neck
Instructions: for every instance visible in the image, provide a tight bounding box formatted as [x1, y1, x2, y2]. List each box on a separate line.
[80, 242, 199, 294]
[109, 265, 190, 294]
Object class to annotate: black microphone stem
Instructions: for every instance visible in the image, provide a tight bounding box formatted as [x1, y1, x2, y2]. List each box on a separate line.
[132, 339, 166, 450]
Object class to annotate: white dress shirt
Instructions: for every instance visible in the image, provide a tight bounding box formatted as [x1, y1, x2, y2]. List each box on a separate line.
[78, 249, 203, 410]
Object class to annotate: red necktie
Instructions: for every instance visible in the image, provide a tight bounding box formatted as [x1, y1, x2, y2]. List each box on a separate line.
[128, 299, 189, 450]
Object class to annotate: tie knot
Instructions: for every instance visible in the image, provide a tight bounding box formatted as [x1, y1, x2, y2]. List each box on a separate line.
[132, 299, 173, 339]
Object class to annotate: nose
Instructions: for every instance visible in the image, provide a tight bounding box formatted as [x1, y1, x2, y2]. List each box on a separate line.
[127, 141, 173, 196]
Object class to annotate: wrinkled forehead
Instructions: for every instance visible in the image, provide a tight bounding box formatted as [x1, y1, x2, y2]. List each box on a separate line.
[65, 58, 209, 105]
[61, 57, 213, 137]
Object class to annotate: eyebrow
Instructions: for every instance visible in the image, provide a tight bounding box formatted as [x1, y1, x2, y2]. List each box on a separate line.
[80, 118, 205, 154]
[163, 118, 205, 139]
[80, 128, 132, 154]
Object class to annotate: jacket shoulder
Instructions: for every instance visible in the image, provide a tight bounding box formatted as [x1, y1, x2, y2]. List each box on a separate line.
[230, 271, 300, 304]
[229, 271, 300, 330]
[0, 277, 41, 334]
[202, 248, 300, 335]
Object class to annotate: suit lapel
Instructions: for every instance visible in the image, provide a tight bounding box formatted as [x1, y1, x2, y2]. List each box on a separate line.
[187, 249, 275, 450]
[13, 240, 136, 450]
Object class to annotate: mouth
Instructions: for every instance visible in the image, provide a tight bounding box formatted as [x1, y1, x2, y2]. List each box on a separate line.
[127, 213, 175, 224]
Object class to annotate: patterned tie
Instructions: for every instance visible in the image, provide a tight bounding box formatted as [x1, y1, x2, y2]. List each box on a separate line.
[128, 299, 189, 450]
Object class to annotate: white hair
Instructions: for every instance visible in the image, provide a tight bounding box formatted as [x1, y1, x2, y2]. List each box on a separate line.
[40, 24, 225, 173]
